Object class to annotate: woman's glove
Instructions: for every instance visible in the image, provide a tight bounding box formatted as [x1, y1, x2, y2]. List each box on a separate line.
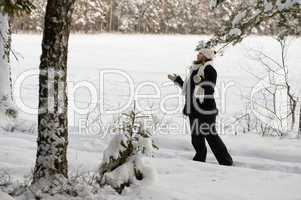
[168, 73, 184, 87]
[168, 73, 178, 81]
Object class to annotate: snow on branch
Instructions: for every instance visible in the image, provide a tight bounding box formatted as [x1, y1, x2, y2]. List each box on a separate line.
[0, 0, 35, 16]
[206, 0, 301, 48]
[209, 0, 226, 10]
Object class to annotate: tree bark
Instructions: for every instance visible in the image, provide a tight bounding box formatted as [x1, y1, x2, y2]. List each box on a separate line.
[33, 0, 75, 183]
[0, 12, 12, 104]
[298, 105, 301, 137]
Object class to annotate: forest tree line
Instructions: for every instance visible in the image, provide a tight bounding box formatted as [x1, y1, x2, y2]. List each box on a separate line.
[12, 0, 298, 34]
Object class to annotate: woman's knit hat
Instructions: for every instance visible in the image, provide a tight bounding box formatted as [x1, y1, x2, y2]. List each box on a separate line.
[195, 41, 216, 60]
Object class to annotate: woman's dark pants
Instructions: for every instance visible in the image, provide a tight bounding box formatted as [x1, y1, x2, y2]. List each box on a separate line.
[189, 115, 233, 166]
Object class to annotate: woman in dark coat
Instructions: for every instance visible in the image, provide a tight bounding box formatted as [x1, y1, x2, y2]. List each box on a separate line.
[168, 46, 233, 166]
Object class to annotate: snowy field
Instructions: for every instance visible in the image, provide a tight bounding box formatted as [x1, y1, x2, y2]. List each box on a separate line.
[1, 34, 301, 199]
[10, 34, 301, 134]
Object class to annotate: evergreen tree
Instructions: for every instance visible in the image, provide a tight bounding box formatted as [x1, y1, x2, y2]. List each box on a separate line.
[72, 0, 109, 32]
[11, 0, 301, 35]
[98, 106, 157, 194]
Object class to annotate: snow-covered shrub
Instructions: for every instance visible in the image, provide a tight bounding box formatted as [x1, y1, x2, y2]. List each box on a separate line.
[0, 191, 14, 200]
[244, 37, 298, 137]
[0, 98, 17, 132]
[69, 170, 98, 188]
[26, 174, 96, 200]
[0, 171, 12, 189]
[4, 169, 99, 200]
[98, 108, 157, 194]
[0, 171, 32, 197]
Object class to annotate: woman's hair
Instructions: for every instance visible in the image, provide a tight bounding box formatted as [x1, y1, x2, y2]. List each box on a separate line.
[193, 58, 212, 65]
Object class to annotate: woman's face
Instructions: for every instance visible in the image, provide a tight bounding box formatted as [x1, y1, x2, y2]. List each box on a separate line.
[196, 52, 207, 63]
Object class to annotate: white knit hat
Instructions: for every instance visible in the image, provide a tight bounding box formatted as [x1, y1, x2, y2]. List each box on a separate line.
[195, 41, 216, 60]
[198, 48, 216, 60]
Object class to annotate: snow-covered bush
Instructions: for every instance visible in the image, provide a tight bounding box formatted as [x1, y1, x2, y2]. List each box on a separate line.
[0, 98, 17, 131]
[0, 171, 32, 197]
[24, 174, 97, 200]
[0, 171, 12, 189]
[0, 170, 97, 200]
[98, 108, 157, 194]
[0, 97, 36, 134]
[244, 37, 298, 137]
[0, 191, 14, 200]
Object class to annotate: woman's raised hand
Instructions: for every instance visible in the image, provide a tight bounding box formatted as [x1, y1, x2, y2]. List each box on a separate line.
[168, 73, 178, 81]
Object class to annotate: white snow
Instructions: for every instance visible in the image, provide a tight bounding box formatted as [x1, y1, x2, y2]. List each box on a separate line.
[102, 134, 127, 164]
[10, 34, 301, 135]
[276, 0, 301, 11]
[103, 159, 136, 188]
[209, 0, 218, 10]
[101, 154, 156, 190]
[229, 28, 242, 36]
[232, 11, 247, 25]
[0, 34, 300, 199]
[138, 137, 153, 156]
[1, 130, 301, 199]
[0, 191, 14, 200]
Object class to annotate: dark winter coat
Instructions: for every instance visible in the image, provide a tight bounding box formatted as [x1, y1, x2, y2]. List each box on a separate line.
[175, 64, 218, 119]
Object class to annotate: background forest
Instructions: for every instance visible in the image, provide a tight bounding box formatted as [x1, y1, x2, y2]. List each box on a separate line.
[13, 0, 300, 34]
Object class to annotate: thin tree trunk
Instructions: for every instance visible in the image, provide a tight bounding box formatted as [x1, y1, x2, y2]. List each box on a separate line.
[33, 0, 75, 183]
[298, 104, 301, 137]
[0, 12, 17, 131]
[0, 12, 12, 104]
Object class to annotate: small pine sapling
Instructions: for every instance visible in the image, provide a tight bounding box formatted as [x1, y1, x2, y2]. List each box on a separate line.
[98, 103, 158, 194]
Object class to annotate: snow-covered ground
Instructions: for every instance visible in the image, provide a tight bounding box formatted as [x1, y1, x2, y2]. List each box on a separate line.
[1, 34, 301, 199]
[1, 130, 301, 200]
[0, 191, 14, 200]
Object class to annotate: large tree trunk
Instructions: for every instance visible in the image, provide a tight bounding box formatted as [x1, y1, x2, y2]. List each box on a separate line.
[33, 0, 75, 183]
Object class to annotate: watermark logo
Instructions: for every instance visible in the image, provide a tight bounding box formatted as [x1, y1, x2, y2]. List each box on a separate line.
[250, 69, 291, 133]
[11, 67, 293, 136]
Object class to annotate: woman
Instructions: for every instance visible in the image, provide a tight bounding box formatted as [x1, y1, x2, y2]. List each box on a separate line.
[168, 45, 233, 166]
